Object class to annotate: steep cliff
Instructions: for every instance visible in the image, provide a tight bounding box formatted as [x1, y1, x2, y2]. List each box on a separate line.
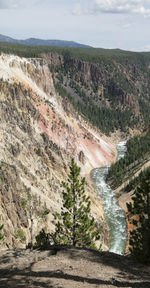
[44, 49, 150, 134]
[0, 54, 116, 249]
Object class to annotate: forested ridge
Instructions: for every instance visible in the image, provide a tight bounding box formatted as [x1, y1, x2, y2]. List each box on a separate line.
[106, 129, 150, 189]
[124, 166, 150, 194]
[126, 165, 150, 264]
[54, 82, 135, 135]
[49, 46, 150, 135]
[1, 41, 150, 61]
[1, 42, 150, 134]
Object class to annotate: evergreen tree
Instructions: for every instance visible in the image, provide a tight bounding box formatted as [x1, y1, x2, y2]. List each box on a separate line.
[53, 158, 100, 248]
[127, 169, 150, 263]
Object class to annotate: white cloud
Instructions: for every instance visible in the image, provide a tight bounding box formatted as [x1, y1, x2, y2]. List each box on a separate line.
[92, 0, 150, 16]
[72, 1, 91, 16]
[0, 0, 38, 9]
[122, 22, 132, 29]
[0, 0, 18, 8]
[1, 0, 150, 17]
[72, 3, 82, 16]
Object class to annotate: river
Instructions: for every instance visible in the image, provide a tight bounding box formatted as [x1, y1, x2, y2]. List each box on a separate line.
[92, 141, 127, 255]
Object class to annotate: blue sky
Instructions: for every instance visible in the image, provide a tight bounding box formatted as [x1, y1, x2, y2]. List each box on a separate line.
[0, 0, 150, 51]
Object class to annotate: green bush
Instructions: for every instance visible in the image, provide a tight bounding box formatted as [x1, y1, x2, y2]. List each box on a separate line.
[14, 229, 26, 243]
[35, 229, 51, 248]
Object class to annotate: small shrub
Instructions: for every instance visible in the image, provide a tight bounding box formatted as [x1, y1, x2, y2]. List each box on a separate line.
[14, 229, 26, 243]
[35, 229, 51, 248]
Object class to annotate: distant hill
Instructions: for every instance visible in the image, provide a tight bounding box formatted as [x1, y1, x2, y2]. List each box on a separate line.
[0, 34, 91, 48]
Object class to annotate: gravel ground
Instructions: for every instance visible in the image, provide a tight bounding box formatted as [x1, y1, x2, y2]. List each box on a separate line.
[0, 247, 150, 288]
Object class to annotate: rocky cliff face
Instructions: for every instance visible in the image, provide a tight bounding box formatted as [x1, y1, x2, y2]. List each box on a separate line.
[0, 54, 116, 249]
[45, 53, 141, 113]
[45, 51, 150, 136]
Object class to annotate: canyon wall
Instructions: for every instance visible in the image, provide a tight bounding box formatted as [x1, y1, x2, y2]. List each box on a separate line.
[0, 54, 116, 249]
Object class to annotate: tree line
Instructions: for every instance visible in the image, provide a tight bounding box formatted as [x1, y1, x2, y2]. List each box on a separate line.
[106, 129, 150, 188]
[127, 166, 150, 264]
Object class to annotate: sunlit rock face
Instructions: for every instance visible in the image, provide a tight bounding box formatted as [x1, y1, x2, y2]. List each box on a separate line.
[0, 54, 116, 248]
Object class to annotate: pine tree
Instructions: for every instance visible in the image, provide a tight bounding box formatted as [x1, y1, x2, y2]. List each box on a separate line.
[127, 168, 150, 263]
[52, 158, 100, 248]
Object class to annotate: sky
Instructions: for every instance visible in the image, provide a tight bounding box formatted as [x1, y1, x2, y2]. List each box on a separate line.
[0, 0, 150, 51]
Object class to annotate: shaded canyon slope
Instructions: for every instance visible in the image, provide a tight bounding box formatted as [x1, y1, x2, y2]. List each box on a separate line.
[44, 48, 150, 135]
[0, 54, 116, 248]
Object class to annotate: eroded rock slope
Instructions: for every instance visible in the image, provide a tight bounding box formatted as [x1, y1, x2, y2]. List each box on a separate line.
[0, 54, 116, 248]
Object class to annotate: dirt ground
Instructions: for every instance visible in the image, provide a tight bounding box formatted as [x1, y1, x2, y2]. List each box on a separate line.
[0, 247, 150, 288]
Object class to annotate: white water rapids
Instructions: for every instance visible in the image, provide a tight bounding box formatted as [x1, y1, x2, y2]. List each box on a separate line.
[92, 141, 127, 254]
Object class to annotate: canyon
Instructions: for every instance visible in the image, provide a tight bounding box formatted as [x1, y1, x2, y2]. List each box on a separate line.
[1, 46, 150, 253]
[0, 53, 118, 249]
